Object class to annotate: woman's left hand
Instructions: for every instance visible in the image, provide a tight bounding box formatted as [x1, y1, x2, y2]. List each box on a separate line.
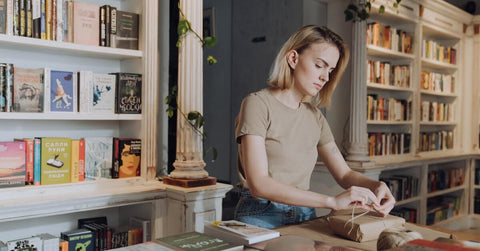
[372, 181, 396, 216]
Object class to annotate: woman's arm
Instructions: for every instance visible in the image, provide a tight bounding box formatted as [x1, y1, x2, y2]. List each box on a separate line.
[318, 141, 396, 215]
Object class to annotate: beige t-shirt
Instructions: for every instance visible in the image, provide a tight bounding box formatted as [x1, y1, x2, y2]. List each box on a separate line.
[235, 88, 334, 190]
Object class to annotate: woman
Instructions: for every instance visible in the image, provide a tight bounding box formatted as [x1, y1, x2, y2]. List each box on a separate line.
[234, 25, 395, 229]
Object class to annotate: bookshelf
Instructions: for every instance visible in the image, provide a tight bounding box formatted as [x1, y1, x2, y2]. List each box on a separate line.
[0, 0, 232, 243]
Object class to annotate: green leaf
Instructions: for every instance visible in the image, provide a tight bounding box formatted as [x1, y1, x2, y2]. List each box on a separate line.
[176, 39, 182, 48]
[344, 10, 354, 22]
[204, 36, 218, 48]
[379, 5, 385, 14]
[359, 9, 369, 20]
[177, 20, 190, 36]
[187, 111, 201, 121]
[207, 55, 218, 65]
[393, 3, 398, 8]
[396, 0, 402, 4]
[365, 2, 371, 11]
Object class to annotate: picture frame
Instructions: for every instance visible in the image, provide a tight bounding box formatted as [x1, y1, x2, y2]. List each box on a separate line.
[203, 7, 215, 38]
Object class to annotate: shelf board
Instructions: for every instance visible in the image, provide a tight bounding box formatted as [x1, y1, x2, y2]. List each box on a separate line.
[0, 34, 143, 59]
[474, 185, 480, 189]
[367, 120, 413, 125]
[421, 58, 458, 71]
[420, 90, 457, 98]
[0, 113, 142, 120]
[367, 82, 413, 92]
[396, 196, 421, 206]
[422, 23, 462, 40]
[367, 45, 415, 59]
[419, 121, 457, 126]
[427, 185, 466, 198]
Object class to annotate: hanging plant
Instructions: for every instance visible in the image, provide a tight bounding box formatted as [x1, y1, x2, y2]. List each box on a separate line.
[344, 0, 402, 22]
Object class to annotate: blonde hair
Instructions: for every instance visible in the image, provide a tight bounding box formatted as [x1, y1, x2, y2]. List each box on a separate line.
[267, 25, 350, 108]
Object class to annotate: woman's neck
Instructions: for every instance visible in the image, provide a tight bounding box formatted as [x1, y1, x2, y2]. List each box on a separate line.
[269, 87, 303, 109]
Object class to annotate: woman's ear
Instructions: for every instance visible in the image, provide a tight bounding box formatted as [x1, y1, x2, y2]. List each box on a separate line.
[287, 50, 298, 69]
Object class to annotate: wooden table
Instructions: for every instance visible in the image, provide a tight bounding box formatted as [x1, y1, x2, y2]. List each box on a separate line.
[249, 217, 455, 251]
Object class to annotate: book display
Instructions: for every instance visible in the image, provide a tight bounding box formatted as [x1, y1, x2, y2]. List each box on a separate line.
[203, 220, 280, 245]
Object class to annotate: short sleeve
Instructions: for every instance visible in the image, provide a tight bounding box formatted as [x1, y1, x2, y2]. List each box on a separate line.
[316, 108, 335, 147]
[235, 94, 269, 144]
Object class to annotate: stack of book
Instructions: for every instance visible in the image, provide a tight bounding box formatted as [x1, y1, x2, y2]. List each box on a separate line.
[202, 220, 280, 246]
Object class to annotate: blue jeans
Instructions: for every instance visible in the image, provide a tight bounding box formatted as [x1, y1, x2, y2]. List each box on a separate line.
[233, 189, 316, 229]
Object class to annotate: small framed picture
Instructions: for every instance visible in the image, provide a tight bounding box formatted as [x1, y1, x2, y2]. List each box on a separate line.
[203, 7, 215, 37]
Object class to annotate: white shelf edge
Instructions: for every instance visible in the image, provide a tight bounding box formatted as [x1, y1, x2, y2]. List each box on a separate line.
[367, 82, 413, 92]
[422, 22, 462, 40]
[427, 185, 466, 198]
[421, 58, 458, 70]
[0, 34, 143, 59]
[367, 120, 413, 125]
[419, 121, 457, 126]
[395, 196, 421, 206]
[367, 45, 415, 59]
[0, 113, 142, 120]
[420, 90, 457, 98]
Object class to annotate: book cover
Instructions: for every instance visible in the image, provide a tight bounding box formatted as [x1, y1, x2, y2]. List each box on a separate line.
[0, 0, 6, 34]
[59, 239, 68, 251]
[45, 69, 77, 112]
[111, 72, 142, 114]
[40, 137, 72, 185]
[36, 233, 60, 251]
[72, 1, 99, 46]
[111, 10, 139, 50]
[0, 141, 26, 188]
[71, 138, 80, 182]
[91, 73, 115, 114]
[6, 236, 42, 251]
[33, 137, 41, 185]
[203, 220, 280, 245]
[61, 228, 94, 251]
[13, 67, 44, 112]
[14, 138, 34, 184]
[84, 136, 113, 180]
[112, 138, 141, 178]
[78, 138, 85, 181]
[156, 232, 243, 251]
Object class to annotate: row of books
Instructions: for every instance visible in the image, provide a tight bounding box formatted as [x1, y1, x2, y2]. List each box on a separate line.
[366, 21, 413, 54]
[421, 71, 455, 94]
[390, 207, 417, 223]
[420, 101, 454, 123]
[0, 137, 141, 188]
[427, 166, 465, 193]
[367, 60, 411, 88]
[380, 174, 418, 201]
[367, 95, 412, 122]
[0, 0, 139, 49]
[418, 130, 454, 152]
[368, 132, 411, 157]
[422, 39, 457, 65]
[426, 196, 461, 225]
[0, 216, 150, 251]
[0, 63, 142, 114]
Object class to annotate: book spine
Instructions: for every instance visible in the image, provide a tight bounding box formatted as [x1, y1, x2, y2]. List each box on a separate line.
[31, 0, 40, 38]
[99, 5, 105, 46]
[5, 63, 13, 112]
[19, 0, 24, 36]
[71, 139, 79, 182]
[112, 137, 119, 178]
[55, 0, 62, 41]
[45, 0, 49, 39]
[40, 0, 44, 39]
[26, 0, 31, 37]
[13, 0, 19, 35]
[0, 0, 6, 34]
[50, 0, 55, 40]
[43, 68, 50, 112]
[66, 0, 71, 42]
[78, 138, 85, 181]
[25, 138, 34, 184]
[33, 137, 41, 185]
[109, 6, 116, 47]
[6, 0, 13, 35]
[0, 64, 5, 112]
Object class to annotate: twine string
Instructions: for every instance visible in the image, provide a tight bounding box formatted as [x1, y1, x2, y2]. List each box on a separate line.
[344, 206, 373, 235]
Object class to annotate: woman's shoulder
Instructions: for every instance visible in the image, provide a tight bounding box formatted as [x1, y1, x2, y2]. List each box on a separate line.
[242, 88, 272, 104]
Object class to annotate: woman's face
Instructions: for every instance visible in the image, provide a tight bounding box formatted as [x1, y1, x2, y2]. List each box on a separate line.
[120, 144, 141, 176]
[289, 42, 340, 97]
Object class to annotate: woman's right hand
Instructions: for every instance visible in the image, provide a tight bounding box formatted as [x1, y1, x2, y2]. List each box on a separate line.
[331, 186, 380, 211]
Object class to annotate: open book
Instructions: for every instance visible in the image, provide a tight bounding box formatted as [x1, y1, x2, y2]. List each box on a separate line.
[203, 220, 280, 245]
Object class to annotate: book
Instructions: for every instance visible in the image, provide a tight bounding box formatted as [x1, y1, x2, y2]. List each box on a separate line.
[0, 141, 26, 188]
[110, 72, 142, 114]
[61, 228, 94, 251]
[203, 220, 280, 245]
[91, 73, 115, 114]
[33, 137, 41, 185]
[0, 0, 6, 34]
[84, 136, 113, 180]
[71, 138, 80, 182]
[264, 235, 365, 251]
[112, 138, 141, 178]
[14, 138, 34, 184]
[156, 231, 243, 251]
[78, 138, 85, 181]
[37, 233, 60, 251]
[6, 236, 42, 251]
[129, 216, 151, 242]
[72, 1, 99, 46]
[13, 67, 44, 112]
[40, 137, 72, 185]
[389, 238, 480, 251]
[44, 69, 77, 112]
[59, 239, 68, 251]
[0, 241, 6, 251]
[111, 10, 139, 50]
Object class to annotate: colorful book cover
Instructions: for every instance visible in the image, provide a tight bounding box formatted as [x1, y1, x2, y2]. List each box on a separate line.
[71, 138, 79, 182]
[72, 1, 99, 46]
[45, 69, 77, 112]
[13, 67, 44, 112]
[111, 72, 142, 114]
[33, 137, 41, 185]
[112, 138, 141, 178]
[111, 10, 139, 50]
[91, 73, 115, 114]
[84, 137, 113, 180]
[78, 138, 85, 181]
[61, 229, 94, 251]
[7, 236, 42, 251]
[14, 138, 34, 184]
[0, 141, 26, 188]
[40, 137, 72, 185]
[156, 232, 243, 251]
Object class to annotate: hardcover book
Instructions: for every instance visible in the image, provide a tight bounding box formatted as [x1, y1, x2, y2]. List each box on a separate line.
[13, 67, 44, 112]
[111, 10, 139, 50]
[110, 72, 142, 114]
[112, 138, 141, 178]
[203, 220, 280, 245]
[91, 73, 115, 114]
[40, 137, 72, 185]
[0, 141, 26, 188]
[61, 228, 94, 251]
[72, 1, 99, 46]
[156, 232, 243, 251]
[44, 69, 77, 112]
[6, 236, 42, 251]
[84, 136, 113, 180]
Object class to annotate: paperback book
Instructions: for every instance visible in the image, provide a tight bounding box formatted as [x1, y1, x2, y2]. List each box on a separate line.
[156, 231, 243, 251]
[40, 137, 72, 185]
[44, 69, 77, 112]
[203, 220, 280, 245]
[111, 10, 139, 50]
[91, 73, 115, 114]
[61, 228, 94, 251]
[84, 136, 113, 180]
[112, 138, 141, 178]
[0, 141, 26, 188]
[110, 72, 142, 114]
[13, 67, 44, 112]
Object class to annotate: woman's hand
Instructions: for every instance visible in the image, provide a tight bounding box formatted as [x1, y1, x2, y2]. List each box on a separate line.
[372, 181, 396, 216]
[332, 186, 381, 211]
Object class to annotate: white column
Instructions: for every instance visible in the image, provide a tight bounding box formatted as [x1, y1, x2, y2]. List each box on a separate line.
[171, 0, 209, 179]
[346, 19, 371, 163]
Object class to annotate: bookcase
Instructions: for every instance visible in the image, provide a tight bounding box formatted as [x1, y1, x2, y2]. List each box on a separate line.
[0, 0, 232, 243]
